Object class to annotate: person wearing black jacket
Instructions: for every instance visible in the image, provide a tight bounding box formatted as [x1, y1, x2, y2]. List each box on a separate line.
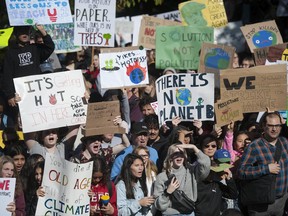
[2, 24, 55, 107]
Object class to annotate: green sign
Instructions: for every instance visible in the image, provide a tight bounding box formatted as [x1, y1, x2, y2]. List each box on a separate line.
[156, 25, 214, 70]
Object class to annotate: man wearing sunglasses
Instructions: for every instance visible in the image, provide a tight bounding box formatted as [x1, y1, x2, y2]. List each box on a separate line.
[239, 111, 288, 216]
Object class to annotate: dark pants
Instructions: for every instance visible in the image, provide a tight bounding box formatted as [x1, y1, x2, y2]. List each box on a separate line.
[247, 193, 288, 216]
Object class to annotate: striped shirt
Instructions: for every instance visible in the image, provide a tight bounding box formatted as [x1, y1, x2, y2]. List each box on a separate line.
[239, 136, 288, 197]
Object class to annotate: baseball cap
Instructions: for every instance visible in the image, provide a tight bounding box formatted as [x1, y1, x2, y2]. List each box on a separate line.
[210, 163, 233, 173]
[131, 122, 149, 135]
[213, 149, 231, 163]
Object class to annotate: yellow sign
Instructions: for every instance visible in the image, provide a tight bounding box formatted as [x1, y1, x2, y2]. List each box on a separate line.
[0, 27, 14, 48]
[0, 130, 24, 149]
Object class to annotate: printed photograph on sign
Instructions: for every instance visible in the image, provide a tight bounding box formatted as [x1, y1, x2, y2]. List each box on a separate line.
[156, 73, 215, 125]
[74, 0, 116, 47]
[100, 49, 149, 88]
[241, 20, 283, 53]
[179, 0, 228, 28]
[5, 0, 72, 25]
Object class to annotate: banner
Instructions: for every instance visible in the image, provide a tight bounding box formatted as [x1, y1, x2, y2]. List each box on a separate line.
[74, 0, 116, 47]
[156, 73, 215, 125]
[5, 0, 72, 25]
[220, 64, 287, 113]
[0, 27, 13, 48]
[240, 20, 283, 53]
[44, 19, 81, 54]
[138, 16, 181, 49]
[155, 25, 214, 70]
[99, 49, 149, 88]
[14, 70, 87, 133]
[0, 178, 16, 216]
[179, 0, 228, 28]
[215, 97, 243, 127]
[36, 153, 93, 216]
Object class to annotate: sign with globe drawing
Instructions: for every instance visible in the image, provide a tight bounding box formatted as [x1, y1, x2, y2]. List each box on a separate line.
[156, 73, 215, 125]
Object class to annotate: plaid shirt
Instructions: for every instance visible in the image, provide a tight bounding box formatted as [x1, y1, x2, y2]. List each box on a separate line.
[239, 136, 288, 197]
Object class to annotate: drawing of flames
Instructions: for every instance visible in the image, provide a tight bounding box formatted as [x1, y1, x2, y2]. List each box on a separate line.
[126, 61, 147, 84]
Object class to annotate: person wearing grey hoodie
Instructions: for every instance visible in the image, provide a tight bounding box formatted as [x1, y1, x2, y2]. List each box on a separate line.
[153, 143, 210, 215]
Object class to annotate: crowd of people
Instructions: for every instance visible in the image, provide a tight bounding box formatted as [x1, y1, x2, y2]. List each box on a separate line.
[0, 19, 287, 216]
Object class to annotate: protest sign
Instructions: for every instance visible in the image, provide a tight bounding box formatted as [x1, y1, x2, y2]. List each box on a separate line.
[36, 153, 93, 216]
[0, 27, 13, 48]
[267, 43, 288, 62]
[220, 64, 287, 113]
[214, 21, 246, 53]
[74, 0, 116, 47]
[115, 17, 132, 46]
[99, 49, 149, 88]
[0, 178, 16, 216]
[44, 20, 81, 54]
[100, 46, 140, 53]
[214, 97, 243, 127]
[155, 25, 214, 70]
[240, 20, 283, 53]
[179, 0, 228, 28]
[156, 73, 215, 125]
[198, 42, 235, 73]
[155, 10, 181, 22]
[14, 70, 87, 133]
[116, 20, 134, 34]
[132, 15, 146, 46]
[138, 16, 181, 49]
[0, 131, 23, 149]
[5, 0, 72, 25]
[253, 47, 269, 65]
[83, 101, 125, 136]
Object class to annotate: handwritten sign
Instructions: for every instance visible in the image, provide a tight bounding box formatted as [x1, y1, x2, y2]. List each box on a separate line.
[5, 0, 72, 25]
[0, 178, 16, 216]
[44, 19, 81, 54]
[179, 0, 228, 28]
[155, 10, 181, 22]
[215, 97, 243, 127]
[13, 70, 87, 133]
[241, 20, 283, 53]
[156, 73, 215, 125]
[36, 153, 93, 216]
[155, 25, 214, 70]
[74, 0, 116, 47]
[83, 101, 125, 136]
[220, 64, 287, 113]
[0, 27, 13, 48]
[138, 16, 181, 49]
[99, 49, 149, 88]
[253, 47, 269, 66]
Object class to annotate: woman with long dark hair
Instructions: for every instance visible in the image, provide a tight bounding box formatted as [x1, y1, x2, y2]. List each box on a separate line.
[116, 153, 155, 216]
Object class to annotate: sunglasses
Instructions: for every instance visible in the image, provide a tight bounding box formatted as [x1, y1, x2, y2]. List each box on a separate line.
[204, 144, 217, 149]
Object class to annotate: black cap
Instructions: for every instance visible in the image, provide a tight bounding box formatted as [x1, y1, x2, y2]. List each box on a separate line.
[131, 122, 149, 135]
[13, 26, 31, 37]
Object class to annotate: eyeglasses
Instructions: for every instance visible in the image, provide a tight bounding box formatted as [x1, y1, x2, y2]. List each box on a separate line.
[266, 124, 282, 129]
[204, 144, 217, 149]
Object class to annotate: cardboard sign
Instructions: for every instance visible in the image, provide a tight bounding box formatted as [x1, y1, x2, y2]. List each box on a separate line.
[155, 25, 214, 70]
[0, 27, 13, 48]
[44, 19, 81, 54]
[0, 178, 16, 216]
[155, 10, 181, 22]
[198, 42, 235, 73]
[253, 47, 269, 65]
[220, 64, 287, 113]
[267, 43, 288, 62]
[5, 0, 72, 25]
[240, 20, 283, 53]
[138, 16, 181, 49]
[13, 70, 87, 133]
[132, 15, 147, 47]
[215, 97, 243, 127]
[36, 153, 93, 216]
[83, 101, 125, 136]
[99, 49, 149, 88]
[179, 0, 228, 28]
[100, 46, 140, 53]
[156, 73, 215, 125]
[74, 0, 116, 47]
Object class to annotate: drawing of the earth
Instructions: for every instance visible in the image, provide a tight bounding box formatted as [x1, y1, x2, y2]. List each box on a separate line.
[204, 48, 230, 69]
[130, 68, 145, 84]
[252, 30, 277, 48]
[176, 88, 191, 105]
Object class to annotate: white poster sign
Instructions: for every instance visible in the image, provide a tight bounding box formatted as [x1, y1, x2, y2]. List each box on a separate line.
[74, 0, 116, 47]
[100, 49, 149, 88]
[14, 70, 87, 133]
[156, 73, 215, 125]
[0, 178, 16, 216]
[36, 153, 93, 216]
[5, 0, 72, 25]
